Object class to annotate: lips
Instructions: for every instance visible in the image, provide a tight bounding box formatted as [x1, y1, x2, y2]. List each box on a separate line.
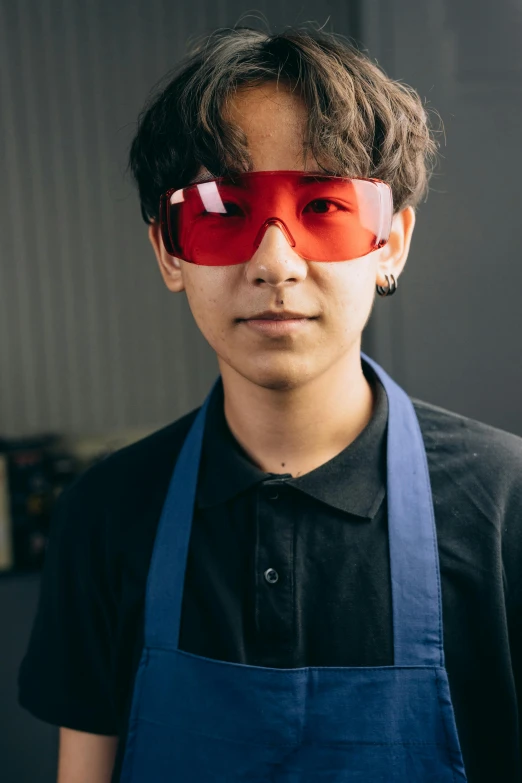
[248, 316, 311, 321]
[239, 311, 316, 321]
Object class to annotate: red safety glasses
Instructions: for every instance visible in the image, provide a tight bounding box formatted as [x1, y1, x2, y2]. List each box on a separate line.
[159, 170, 393, 266]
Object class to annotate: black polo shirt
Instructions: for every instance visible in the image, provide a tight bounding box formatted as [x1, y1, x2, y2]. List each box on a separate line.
[17, 361, 522, 783]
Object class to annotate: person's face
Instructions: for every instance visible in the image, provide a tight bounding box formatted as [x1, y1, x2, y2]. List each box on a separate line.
[149, 80, 415, 391]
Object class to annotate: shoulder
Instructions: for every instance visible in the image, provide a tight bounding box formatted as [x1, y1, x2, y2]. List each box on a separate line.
[49, 405, 202, 565]
[62, 405, 201, 512]
[412, 395, 522, 461]
[40, 403, 203, 615]
[411, 396, 522, 517]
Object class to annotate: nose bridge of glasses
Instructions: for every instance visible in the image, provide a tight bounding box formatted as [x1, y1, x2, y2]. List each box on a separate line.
[253, 218, 296, 251]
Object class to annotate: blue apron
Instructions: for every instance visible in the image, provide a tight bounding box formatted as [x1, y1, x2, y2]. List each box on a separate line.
[119, 352, 468, 782]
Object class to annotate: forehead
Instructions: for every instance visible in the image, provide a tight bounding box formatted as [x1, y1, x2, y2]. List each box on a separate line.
[225, 83, 307, 146]
[188, 82, 332, 186]
[224, 81, 307, 123]
[216, 81, 313, 176]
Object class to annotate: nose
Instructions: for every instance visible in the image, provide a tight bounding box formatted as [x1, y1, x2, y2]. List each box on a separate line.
[245, 221, 308, 286]
[253, 218, 296, 250]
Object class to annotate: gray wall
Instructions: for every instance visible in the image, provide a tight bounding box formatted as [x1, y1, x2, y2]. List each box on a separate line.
[362, 0, 522, 433]
[0, 0, 358, 441]
[0, 572, 58, 783]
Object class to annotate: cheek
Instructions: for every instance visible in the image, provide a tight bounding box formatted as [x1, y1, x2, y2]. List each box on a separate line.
[183, 272, 232, 346]
[323, 262, 376, 325]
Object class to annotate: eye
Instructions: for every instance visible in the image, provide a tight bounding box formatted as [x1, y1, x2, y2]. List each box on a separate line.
[223, 202, 245, 217]
[303, 199, 347, 214]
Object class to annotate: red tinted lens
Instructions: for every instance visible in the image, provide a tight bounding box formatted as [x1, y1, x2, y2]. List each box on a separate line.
[161, 170, 393, 266]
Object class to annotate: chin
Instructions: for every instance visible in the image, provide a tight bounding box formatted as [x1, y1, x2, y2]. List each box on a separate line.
[237, 357, 318, 392]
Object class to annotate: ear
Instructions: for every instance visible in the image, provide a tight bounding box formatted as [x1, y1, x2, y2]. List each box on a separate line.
[148, 220, 186, 293]
[375, 206, 416, 288]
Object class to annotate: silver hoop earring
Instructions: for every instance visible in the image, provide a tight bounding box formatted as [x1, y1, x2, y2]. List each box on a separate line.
[376, 274, 398, 297]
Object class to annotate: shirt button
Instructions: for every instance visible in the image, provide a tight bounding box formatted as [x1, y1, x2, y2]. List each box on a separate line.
[264, 485, 281, 500]
[264, 568, 279, 584]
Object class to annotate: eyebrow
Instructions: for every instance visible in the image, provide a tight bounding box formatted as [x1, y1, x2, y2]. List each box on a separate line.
[188, 172, 343, 186]
[298, 175, 343, 183]
[189, 172, 217, 185]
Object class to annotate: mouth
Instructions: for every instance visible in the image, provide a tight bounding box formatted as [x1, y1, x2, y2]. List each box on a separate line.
[236, 310, 319, 322]
[237, 315, 318, 335]
[238, 316, 317, 321]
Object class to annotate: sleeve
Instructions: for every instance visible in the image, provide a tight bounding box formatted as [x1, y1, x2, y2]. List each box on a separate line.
[501, 448, 522, 780]
[17, 469, 119, 735]
[507, 563, 522, 779]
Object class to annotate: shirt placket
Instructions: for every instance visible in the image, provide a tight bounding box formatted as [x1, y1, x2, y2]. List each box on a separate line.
[254, 477, 295, 665]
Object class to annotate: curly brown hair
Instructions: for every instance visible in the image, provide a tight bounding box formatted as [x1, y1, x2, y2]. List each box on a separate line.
[127, 24, 440, 223]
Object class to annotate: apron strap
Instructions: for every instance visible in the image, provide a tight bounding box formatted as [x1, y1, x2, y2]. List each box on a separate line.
[144, 380, 216, 650]
[362, 352, 444, 667]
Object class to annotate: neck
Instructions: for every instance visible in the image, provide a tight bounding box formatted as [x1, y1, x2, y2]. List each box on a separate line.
[219, 348, 375, 478]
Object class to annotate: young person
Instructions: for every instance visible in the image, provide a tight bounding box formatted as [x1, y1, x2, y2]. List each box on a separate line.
[18, 25, 522, 783]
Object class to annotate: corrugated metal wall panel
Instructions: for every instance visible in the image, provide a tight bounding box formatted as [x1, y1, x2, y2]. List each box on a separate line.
[0, 1, 359, 438]
[361, 0, 522, 435]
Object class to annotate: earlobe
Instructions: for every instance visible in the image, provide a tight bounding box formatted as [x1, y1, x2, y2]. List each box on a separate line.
[148, 221, 185, 293]
[376, 205, 416, 286]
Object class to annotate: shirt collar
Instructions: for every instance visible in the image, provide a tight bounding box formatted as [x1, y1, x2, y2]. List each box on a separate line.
[196, 361, 388, 520]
